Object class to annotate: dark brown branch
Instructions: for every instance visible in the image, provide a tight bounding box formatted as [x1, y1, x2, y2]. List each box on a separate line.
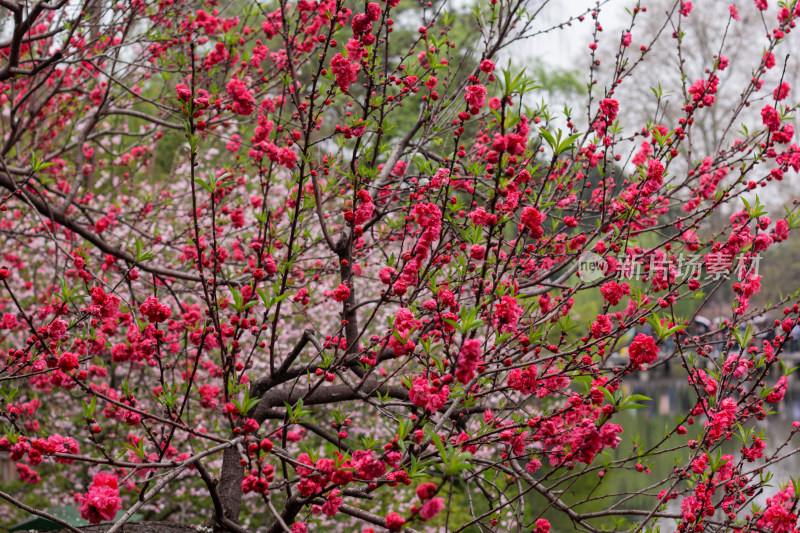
[103, 107, 185, 130]
[266, 493, 303, 533]
[250, 329, 315, 399]
[250, 381, 409, 424]
[0, 488, 84, 533]
[0, 0, 68, 81]
[195, 462, 251, 533]
[0, 25, 62, 48]
[0, 171, 202, 282]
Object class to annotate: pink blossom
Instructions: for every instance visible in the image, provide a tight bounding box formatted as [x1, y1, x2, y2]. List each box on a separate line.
[742, 437, 766, 462]
[774, 82, 791, 100]
[600, 281, 630, 306]
[455, 338, 482, 384]
[331, 54, 359, 92]
[139, 297, 171, 323]
[48, 434, 79, 463]
[629, 334, 658, 369]
[762, 105, 782, 131]
[419, 497, 444, 520]
[762, 505, 797, 533]
[333, 284, 350, 302]
[379, 267, 397, 284]
[226, 79, 255, 115]
[599, 98, 619, 121]
[632, 141, 652, 166]
[175, 83, 191, 102]
[469, 207, 497, 226]
[479, 59, 495, 72]
[321, 489, 343, 517]
[385, 512, 405, 531]
[705, 397, 737, 441]
[351, 13, 372, 35]
[408, 377, 449, 412]
[642, 159, 664, 194]
[519, 206, 545, 238]
[526, 457, 542, 473]
[464, 84, 487, 110]
[493, 295, 523, 334]
[416, 482, 436, 500]
[57, 352, 79, 372]
[470, 244, 486, 260]
[590, 314, 612, 339]
[78, 473, 122, 524]
[766, 376, 788, 403]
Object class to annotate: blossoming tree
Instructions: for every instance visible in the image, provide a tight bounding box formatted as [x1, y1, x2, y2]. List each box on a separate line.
[1, 0, 800, 532]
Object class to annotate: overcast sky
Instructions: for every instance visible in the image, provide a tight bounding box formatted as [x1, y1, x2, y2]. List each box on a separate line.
[517, 0, 630, 69]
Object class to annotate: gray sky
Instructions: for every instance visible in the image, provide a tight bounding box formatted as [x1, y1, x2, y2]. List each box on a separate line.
[517, 0, 630, 69]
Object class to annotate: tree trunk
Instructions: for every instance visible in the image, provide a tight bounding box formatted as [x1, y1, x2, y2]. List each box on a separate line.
[217, 445, 244, 524]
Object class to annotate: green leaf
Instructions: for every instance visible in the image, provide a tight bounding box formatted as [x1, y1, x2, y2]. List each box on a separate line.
[620, 403, 648, 410]
[30, 153, 56, 172]
[231, 288, 243, 311]
[82, 395, 97, 419]
[430, 431, 447, 461]
[626, 394, 653, 403]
